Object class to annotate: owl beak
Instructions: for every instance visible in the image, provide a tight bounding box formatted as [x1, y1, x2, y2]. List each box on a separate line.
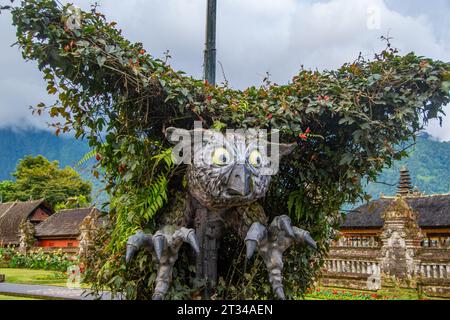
[227, 164, 251, 196]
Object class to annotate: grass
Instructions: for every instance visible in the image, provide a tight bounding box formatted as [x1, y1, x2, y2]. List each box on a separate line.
[302, 286, 436, 300]
[0, 268, 90, 288]
[0, 294, 41, 300]
[0, 268, 67, 286]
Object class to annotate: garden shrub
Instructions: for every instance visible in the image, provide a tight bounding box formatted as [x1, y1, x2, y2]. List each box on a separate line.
[0, 247, 78, 272]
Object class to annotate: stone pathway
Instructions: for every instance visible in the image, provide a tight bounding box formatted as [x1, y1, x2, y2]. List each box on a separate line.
[0, 282, 123, 300]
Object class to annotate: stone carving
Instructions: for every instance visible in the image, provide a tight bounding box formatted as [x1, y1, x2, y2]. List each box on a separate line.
[78, 210, 100, 261]
[379, 197, 423, 287]
[18, 219, 36, 254]
[125, 128, 317, 300]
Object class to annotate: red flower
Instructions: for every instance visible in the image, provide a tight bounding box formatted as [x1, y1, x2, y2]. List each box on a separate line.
[305, 127, 311, 134]
[267, 114, 273, 120]
[371, 293, 378, 299]
[299, 133, 308, 140]
[139, 49, 146, 55]
[323, 95, 330, 102]
[206, 96, 213, 102]
[317, 95, 322, 101]
[118, 164, 126, 174]
[419, 60, 429, 69]
[95, 153, 102, 161]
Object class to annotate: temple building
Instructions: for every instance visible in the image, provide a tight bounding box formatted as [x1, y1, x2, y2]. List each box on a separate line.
[0, 199, 54, 247]
[340, 167, 450, 248]
[321, 167, 450, 298]
[0, 199, 100, 252]
[35, 207, 100, 248]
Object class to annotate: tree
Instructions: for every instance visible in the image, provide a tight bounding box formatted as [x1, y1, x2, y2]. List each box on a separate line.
[6, 155, 92, 207]
[0, 180, 15, 202]
[54, 194, 91, 211]
[3, 1, 449, 299]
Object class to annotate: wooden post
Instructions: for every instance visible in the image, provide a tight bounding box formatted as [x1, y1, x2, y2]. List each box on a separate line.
[203, 0, 217, 85]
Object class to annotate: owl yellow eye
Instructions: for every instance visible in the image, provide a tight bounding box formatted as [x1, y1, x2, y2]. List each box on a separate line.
[248, 149, 263, 167]
[212, 147, 231, 166]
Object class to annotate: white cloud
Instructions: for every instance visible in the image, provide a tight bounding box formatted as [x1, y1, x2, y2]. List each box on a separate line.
[0, 0, 449, 139]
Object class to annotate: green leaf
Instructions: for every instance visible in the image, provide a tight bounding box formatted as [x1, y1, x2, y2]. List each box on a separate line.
[97, 55, 107, 67]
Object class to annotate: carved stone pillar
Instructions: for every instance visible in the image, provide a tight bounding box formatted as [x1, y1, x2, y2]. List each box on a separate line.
[18, 219, 36, 254]
[378, 197, 422, 289]
[78, 210, 100, 262]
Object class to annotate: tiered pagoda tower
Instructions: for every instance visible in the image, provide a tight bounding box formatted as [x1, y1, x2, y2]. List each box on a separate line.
[397, 166, 413, 196]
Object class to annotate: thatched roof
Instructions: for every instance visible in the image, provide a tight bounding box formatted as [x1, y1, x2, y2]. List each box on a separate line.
[35, 207, 99, 239]
[0, 199, 52, 245]
[341, 194, 450, 229]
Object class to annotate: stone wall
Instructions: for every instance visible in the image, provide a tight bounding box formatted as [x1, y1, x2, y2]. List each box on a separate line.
[321, 242, 450, 297]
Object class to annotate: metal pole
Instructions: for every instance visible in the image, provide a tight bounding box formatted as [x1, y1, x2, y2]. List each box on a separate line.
[203, 0, 217, 85]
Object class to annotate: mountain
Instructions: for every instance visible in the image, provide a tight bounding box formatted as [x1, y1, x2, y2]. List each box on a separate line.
[0, 128, 90, 180]
[0, 128, 449, 207]
[365, 133, 450, 198]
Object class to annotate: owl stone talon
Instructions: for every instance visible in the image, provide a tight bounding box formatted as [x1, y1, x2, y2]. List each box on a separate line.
[245, 215, 317, 300]
[125, 230, 153, 264]
[126, 227, 200, 300]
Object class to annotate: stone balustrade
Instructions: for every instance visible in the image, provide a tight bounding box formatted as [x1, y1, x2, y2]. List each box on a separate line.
[417, 263, 450, 279]
[324, 259, 380, 275]
[331, 236, 381, 248]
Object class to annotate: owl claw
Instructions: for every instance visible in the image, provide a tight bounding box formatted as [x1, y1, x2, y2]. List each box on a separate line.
[294, 228, 317, 250]
[246, 240, 257, 259]
[153, 234, 167, 262]
[125, 227, 199, 300]
[245, 215, 317, 300]
[278, 216, 295, 238]
[245, 222, 267, 259]
[125, 230, 153, 264]
[186, 230, 200, 255]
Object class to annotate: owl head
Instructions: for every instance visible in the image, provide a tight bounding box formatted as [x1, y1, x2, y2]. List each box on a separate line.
[166, 127, 296, 209]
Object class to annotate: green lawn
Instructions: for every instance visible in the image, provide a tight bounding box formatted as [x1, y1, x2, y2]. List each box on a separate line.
[0, 268, 91, 288]
[0, 268, 68, 286]
[0, 294, 40, 300]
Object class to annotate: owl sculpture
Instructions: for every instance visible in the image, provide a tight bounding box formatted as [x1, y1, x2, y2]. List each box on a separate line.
[125, 127, 317, 300]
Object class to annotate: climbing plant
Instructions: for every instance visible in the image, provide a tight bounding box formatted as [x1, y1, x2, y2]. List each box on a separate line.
[2, 0, 449, 299]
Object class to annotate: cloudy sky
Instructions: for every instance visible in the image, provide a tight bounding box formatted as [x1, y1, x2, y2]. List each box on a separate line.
[1, 0, 449, 139]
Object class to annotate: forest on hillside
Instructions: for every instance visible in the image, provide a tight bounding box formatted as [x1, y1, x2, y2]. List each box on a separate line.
[365, 133, 450, 198]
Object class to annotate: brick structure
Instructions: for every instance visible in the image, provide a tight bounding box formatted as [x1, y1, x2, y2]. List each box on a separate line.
[321, 167, 450, 298]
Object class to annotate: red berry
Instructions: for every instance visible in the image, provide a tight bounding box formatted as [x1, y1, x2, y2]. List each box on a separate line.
[267, 114, 273, 120]
[95, 153, 102, 161]
[299, 133, 308, 140]
[139, 49, 146, 55]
